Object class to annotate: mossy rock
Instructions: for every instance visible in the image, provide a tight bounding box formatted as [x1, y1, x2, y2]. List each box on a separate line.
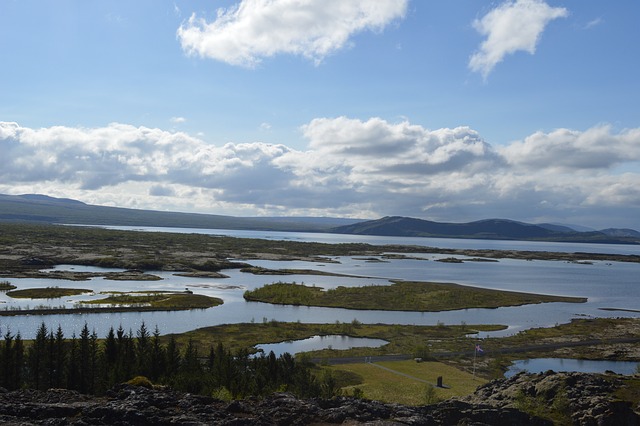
[126, 375, 154, 389]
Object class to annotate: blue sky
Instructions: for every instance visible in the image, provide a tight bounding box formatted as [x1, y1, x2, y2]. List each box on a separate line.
[1, 0, 639, 230]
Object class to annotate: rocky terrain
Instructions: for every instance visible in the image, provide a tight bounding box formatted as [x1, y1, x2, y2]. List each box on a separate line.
[0, 371, 637, 425]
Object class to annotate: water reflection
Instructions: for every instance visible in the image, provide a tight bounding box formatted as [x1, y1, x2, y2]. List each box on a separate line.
[256, 335, 388, 357]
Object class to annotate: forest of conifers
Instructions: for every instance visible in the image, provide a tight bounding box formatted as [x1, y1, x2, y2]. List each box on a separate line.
[0, 322, 339, 399]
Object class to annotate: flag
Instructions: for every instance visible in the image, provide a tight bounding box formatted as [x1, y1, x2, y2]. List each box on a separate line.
[475, 344, 483, 353]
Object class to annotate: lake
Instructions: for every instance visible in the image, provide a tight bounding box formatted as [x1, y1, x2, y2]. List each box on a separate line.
[256, 335, 389, 357]
[505, 358, 639, 377]
[1, 226, 638, 339]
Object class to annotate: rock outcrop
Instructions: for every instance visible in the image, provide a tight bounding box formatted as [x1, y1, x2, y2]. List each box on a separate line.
[0, 372, 637, 425]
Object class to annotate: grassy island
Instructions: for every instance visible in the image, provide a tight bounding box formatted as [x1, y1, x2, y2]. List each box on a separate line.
[244, 280, 587, 311]
[0, 280, 17, 290]
[81, 291, 222, 309]
[7, 287, 91, 299]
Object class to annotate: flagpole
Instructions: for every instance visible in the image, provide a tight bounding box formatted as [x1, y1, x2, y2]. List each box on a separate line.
[473, 344, 477, 379]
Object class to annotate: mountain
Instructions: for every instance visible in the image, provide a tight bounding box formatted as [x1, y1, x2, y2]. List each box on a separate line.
[330, 216, 560, 239]
[1, 194, 637, 244]
[330, 216, 640, 244]
[0, 194, 362, 232]
[599, 228, 640, 238]
[538, 223, 586, 233]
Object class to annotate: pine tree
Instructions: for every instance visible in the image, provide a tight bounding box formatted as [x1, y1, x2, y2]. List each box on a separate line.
[149, 326, 165, 381]
[165, 336, 181, 378]
[27, 322, 49, 390]
[66, 334, 79, 391]
[135, 322, 151, 378]
[14, 332, 24, 390]
[51, 326, 66, 388]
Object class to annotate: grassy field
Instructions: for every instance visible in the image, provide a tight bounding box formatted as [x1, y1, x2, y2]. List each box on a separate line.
[327, 360, 485, 405]
[244, 280, 586, 311]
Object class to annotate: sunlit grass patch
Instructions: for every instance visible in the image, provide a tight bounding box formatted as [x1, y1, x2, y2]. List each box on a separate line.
[327, 360, 485, 405]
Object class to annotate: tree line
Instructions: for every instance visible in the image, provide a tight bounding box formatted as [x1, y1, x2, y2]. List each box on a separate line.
[0, 322, 339, 399]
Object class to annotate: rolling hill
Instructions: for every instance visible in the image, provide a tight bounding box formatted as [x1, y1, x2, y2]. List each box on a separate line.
[329, 216, 639, 244]
[0, 194, 361, 232]
[1, 194, 637, 244]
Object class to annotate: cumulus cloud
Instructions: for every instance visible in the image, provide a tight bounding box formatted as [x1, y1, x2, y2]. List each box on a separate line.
[469, 0, 568, 78]
[500, 125, 640, 170]
[176, 0, 408, 67]
[1, 119, 639, 228]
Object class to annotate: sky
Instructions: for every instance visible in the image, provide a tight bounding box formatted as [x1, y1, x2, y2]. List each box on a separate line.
[1, 0, 639, 230]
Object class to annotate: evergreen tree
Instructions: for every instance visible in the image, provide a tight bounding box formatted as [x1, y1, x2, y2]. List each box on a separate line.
[135, 322, 151, 377]
[51, 326, 66, 388]
[1, 329, 22, 390]
[165, 336, 181, 378]
[66, 334, 79, 391]
[78, 324, 92, 393]
[27, 322, 48, 390]
[149, 326, 165, 381]
[14, 332, 24, 390]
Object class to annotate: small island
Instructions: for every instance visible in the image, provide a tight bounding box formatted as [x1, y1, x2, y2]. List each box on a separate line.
[80, 291, 222, 310]
[7, 287, 92, 299]
[0, 289, 222, 316]
[244, 280, 586, 312]
[0, 280, 17, 291]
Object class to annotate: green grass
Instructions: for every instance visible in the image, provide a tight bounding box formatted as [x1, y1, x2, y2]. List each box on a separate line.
[163, 321, 505, 355]
[7, 287, 91, 298]
[327, 360, 485, 405]
[244, 280, 586, 312]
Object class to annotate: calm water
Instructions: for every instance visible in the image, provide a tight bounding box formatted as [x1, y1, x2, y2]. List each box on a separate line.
[0, 227, 638, 339]
[505, 358, 639, 377]
[256, 335, 389, 357]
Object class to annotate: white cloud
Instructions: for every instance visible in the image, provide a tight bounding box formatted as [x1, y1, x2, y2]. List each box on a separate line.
[170, 116, 187, 124]
[500, 125, 640, 170]
[176, 0, 408, 67]
[584, 18, 602, 30]
[469, 0, 568, 78]
[1, 119, 639, 229]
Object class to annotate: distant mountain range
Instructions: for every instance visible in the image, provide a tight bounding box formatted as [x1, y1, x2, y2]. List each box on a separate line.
[0, 194, 638, 244]
[330, 216, 640, 244]
[0, 194, 361, 232]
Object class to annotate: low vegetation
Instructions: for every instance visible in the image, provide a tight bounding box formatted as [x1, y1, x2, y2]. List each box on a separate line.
[0, 280, 17, 290]
[80, 291, 222, 309]
[243, 280, 586, 311]
[166, 321, 505, 356]
[7, 286, 91, 299]
[0, 223, 637, 279]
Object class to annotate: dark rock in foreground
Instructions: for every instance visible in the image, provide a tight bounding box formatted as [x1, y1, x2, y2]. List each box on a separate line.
[0, 372, 637, 425]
